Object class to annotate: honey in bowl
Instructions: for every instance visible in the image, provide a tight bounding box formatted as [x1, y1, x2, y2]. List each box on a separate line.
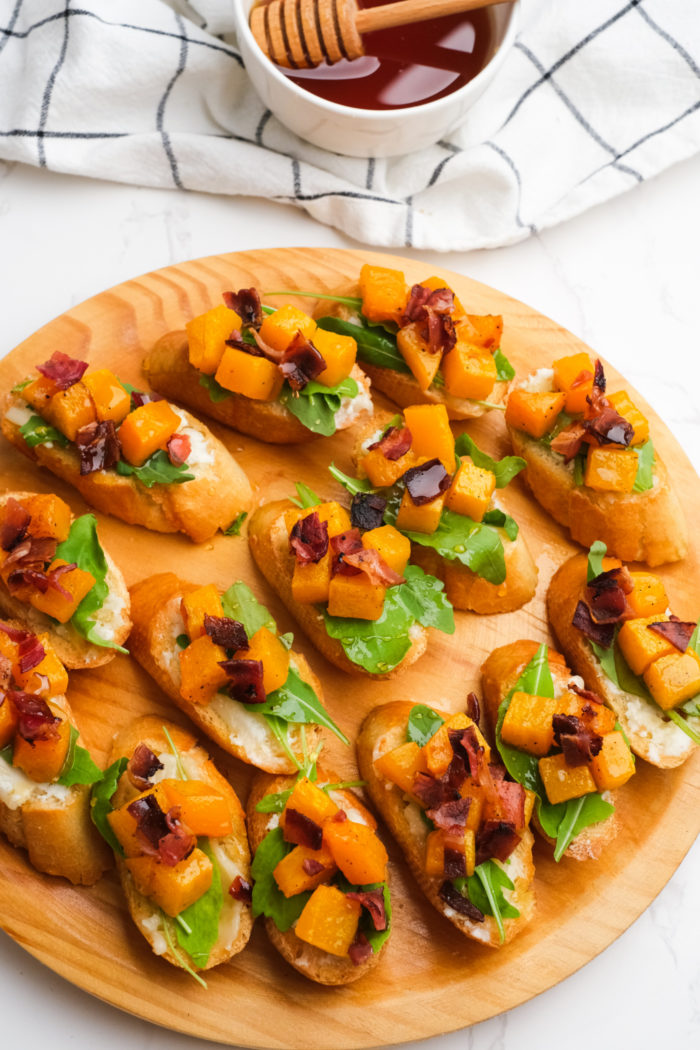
[282, 0, 493, 110]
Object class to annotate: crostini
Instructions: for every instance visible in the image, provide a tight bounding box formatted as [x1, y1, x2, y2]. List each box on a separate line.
[331, 403, 537, 614]
[2, 353, 252, 543]
[0, 491, 130, 668]
[0, 620, 111, 883]
[547, 543, 700, 768]
[143, 288, 373, 443]
[248, 486, 455, 677]
[128, 573, 348, 773]
[92, 716, 253, 980]
[481, 640, 635, 862]
[357, 699, 535, 946]
[504, 356, 687, 565]
[247, 767, 391, 984]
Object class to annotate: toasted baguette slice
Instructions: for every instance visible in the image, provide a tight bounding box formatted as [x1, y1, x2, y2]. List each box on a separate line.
[128, 573, 321, 773]
[144, 332, 373, 444]
[247, 769, 390, 984]
[547, 553, 697, 768]
[248, 499, 429, 678]
[108, 716, 253, 971]
[357, 701, 535, 946]
[481, 640, 618, 861]
[0, 491, 131, 669]
[2, 395, 252, 543]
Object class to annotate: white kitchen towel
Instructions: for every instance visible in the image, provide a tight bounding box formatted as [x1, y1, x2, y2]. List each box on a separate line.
[0, 0, 698, 251]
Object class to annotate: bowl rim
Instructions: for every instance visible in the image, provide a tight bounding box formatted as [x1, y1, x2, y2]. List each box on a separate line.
[232, 0, 520, 122]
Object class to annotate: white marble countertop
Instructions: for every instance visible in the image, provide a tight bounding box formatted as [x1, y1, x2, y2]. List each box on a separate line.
[0, 154, 698, 1050]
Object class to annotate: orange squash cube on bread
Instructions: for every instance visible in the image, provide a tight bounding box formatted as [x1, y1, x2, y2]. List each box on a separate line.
[552, 352, 594, 414]
[258, 304, 316, 353]
[83, 369, 131, 423]
[323, 819, 388, 884]
[643, 650, 700, 710]
[361, 446, 417, 488]
[159, 779, 234, 837]
[28, 559, 96, 622]
[442, 343, 497, 401]
[178, 634, 228, 704]
[22, 493, 72, 542]
[361, 524, 410, 575]
[397, 324, 442, 390]
[327, 572, 386, 621]
[235, 626, 289, 693]
[590, 732, 636, 790]
[374, 741, 427, 794]
[45, 382, 97, 442]
[617, 616, 674, 676]
[126, 847, 213, 917]
[118, 400, 180, 466]
[445, 458, 496, 521]
[12, 706, 71, 783]
[186, 303, 241, 375]
[607, 390, 649, 445]
[215, 346, 284, 401]
[403, 404, 455, 473]
[506, 389, 565, 438]
[273, 843, 337, 897]
[181, 584, 225, 640]
[583, 446, 638, 493]
[501, 691, 558, 756]
[359, 263, 408, 325]
[281, 778, 338, 833]
[313, 328, 356, 388]
[295, 884, 362, 956]
[395, 487, 445, 534]
[626, 573, 668, 619]
[538, 752, 597, 805]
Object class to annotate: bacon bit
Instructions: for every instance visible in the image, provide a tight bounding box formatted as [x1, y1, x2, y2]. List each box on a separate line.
[330, 529, 364, 577]
[229, 876, 253, 903]
[76, 420, 121, 475]
[279, 332, 326, 391]
[648, 619, 696, 653]
[224, 329, 265, 357]
[1, 498, 31, 552]
[46, 561, 78, 600]
[427, 796, 471, 831]
[593, 359, 606, 395]
[0, 622, 29, 642]
[475, 820, 520, 866]
[223, 288, 263, 329]
[159, 807, 197, 866]
[368, 425, 413, 461]
[412, 771, 453, 811]
[350, 492, 386, 532]
[10, 691, 60, 742]
[585, 566, 634, 624]
[17, 633, 47, 673]
[490, 780, 526, 829]
[0, 654, 12, 691]
[443, 846, 467, 879]
[449, 726, 484, 781]
[488, 763, 507, 782]
[130, 389, 164, 408]
[219, 659, 266, 704]
[346, 889, 387, 931]
[204, 615, 249, 652]
[348, 931, 373, 966]
[36, 351, 88, 390]
[568, 682, 607, 708]
[585, 405, 634, 448]
[302, 857, 326, 876]
[289, 511, 329, 566]
[403, 458, 451, 506]
[127, 743, 164, 790]
[167, 433, 191, 467]
[4, 535, 56, 570]
[550, 421, 587, 462]
[249, 327, 285, 362]
[340, 547, 405, 587]
[283, 808, 323, 850]
[438, 880, 485, 921]
[552, 714, 602, 767]
[402, 286, 457, 354]
[465, 692, 481, 724]
[128, 794, 169, 854]
[572, 600, 616, 648]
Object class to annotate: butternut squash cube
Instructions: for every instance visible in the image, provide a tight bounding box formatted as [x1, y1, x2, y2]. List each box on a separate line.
[235, 626, 289, 694]
[583, 447, 638, 493]
[13, 704, 71, 783]
[0, 632, 18, 666]
[555, 690, 616, 736]
[45, 382, 97, 442]
[464, 828, 476, 876]
[424, 829, 445, 876]
[13, 637, 68, 697]
[607, 390, 649, 446]
[186, 303, 241, 375]
[590, 731, 635, 790]
[374, 741, 427, 794]
[397, 323, 442, 391]
[0, 695, 18, 749]
[259, 304, 316, 353]
[327, 572, 386, 620]
[273, 843, 337, 897]
[538, 752, 597, 805]
[107, 785, 168, 857]
[458, 783, 485, 832]
[295, 884, 361, 957]
[178, 634, 228, 705]
[292, 552, 332, 605]
[281, 777, 339, 834]
[617, 616, 674, 676]
[523, 788, 537, 826]
[643, 650, 700, 710]
[442, 343, 497, 401]
[445, 458, 496, 521]
[362, 525, 410, 575]
[361, 446, 417, 488]
[422, 713, 490, 778]
[118, 400, 180, 466]
[552, 352, 595, 414]
[505, 389, 566, 439]
[312, 328, 356, 388]
[359, 263, 408, 324]
[626, 572, 668, 619]
[126, 847, 213, 917]
[316, 501, 352, 537]
[403, 404, 455, 473]
[23, 374, 58, 414]
[181, 584, 225, 641]
[159, 778, 234, 837]
[214, 345, 284, 402]
[461, 313, 503, 349]
[323, 819, 388, 884]
[28, 559, 96, 622]
[82, 368, 131, 423]
[395, 488, 445, 534]
[501, 691, 558, 756]
[21, 494, 72, 542]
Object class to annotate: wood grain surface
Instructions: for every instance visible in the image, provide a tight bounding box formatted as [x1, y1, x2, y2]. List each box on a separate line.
[0, 248, 698, 1048]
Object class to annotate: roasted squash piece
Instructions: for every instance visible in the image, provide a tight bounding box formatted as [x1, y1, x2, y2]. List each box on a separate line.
[28, 559, 96, 622]
[374, 740, 427, 794]
[83, 368, 131, 423]
[607, 390, 649, 446]
[327, 572, 386, 620]
[395, 488, 445, 534]
[397, 323, 443, 391]
[13, 638, 69, 697]
[259, 304, 316, 353]
[292, 552, 332, 605]
[617, 616, 674, 676]
[359, 263, 408, 324]
[186, 303, 241, 375]
[21, 493, 72, 542]
[118, 400, 180, 466]
[178, 634, 229, 705]
[643, 650, 700, 710]
[215, 346, 284, 402]
[159, 779, 234, 837]
[424, 828, 445, 877]
[361, 446, 417, 488]
[555, 690, 617, 736]
[0, 695, 18, 749]
[323, 819, 388, 884]
[281, 777, 338, 833]
[583, 447, 638, 493]
[501, 691, 558, 756]
[126, 847, 213, 917]
[273, 843, 337, 897]
[23, 374, 58, 414]
[445, 458, 495, 521]
[442, 343, 497, 401]
[538, 753, 597, 804]
[107, 785, 169, 857]
[295, 884, 361, 956]
[13, 705, 71, 783]
[45, 382, 97, 442]
[505, 389, 566, 439]
[181, 584, 225, 640]
[403, 404, 455, 473]
[235, 626, 290, 693]
[590, 731, 635, 790]
[362, 524, 410, 575]
[313, 328, 356, 388]
[552, 352, 594, 414]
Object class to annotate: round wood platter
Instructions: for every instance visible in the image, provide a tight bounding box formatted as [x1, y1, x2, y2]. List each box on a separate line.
[0, 248, 698, 1048]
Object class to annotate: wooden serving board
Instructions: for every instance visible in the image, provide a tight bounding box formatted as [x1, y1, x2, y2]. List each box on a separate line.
[0, 248, 698, 1048]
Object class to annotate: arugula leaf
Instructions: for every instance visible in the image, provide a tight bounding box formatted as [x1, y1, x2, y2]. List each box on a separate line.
[573, 450, 587, 486]
[57, 726, 103, 787]
[175, 838, 224, 968]
[265, 291, 364, 312]
[255, 788, 293, 814]
[539, 793, 615, 862]
[161, 913, 207, 988]
[289, 481, 322, 509]
[406, 704, 445, 746]
[251, 827, 311, 931]
[55, 514, 127, 653]
[116, 450, 195, 488]
[493, 349, 515, 381]
[324, 564, 454, 674]
[482, 508, 519, 541]
[90, 757, 128, 853]
[245, 667, 349, 745]
[316, 316, 411, 374]
[454, 860, 519, 944]
[221, 581, 277, 636]
[403, 510, 506, 585]
[587, 540, 608, 581]
[279, 376, 359, 437]
[20, 414, 69, 448]
[328, 463, 375, 496]
[632, 440, 655, 493]
[224, 511, 247, 535]
[453, 433, 525, 488]
[199, 373, 231, 403]
[11, 377, 32, 394]
[0, 744, 12, 764]
[540, 412, 576, 447]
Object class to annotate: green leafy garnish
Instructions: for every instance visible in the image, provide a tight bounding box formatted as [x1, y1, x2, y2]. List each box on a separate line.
[328, 463, 374, 496]
[266, 291, 364, 311]
[335, 874, 392, 955]
[401, 510, 506, 585]
[453, 433, 525, 488]
[316, 316, 411, 374]
[0, 744, 12, 765]
[255, 788, 293, 814]
[199, 373, 231, 403]
[245, 667, 349, 746]
[586, 540, 608, 581]
[482, 508, 519, 542]
[406, 704, 445, 746]
[221, 581, 277, 636]
[224, 511, 247, 535]
[288, 481, 323, 509]
[493, 349, 515, 382]
[57, 725, 103, 787]
[90, 757, 128, 853]
[251, 827, 311, 931]
[632, 440, 655, 493]
[161, 912, 207, 988]
[11, 377, 32, 394]
[279, 376, 358, 437]
[116, 449, 195, 488]
[175, 838, 224, 968]
[20, 414, 69, 448]
[55, 514, 127, 653]
[454, 859, 519, 944]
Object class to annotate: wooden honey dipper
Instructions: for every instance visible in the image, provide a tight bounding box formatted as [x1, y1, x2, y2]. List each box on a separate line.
[250, 0, 511, 70]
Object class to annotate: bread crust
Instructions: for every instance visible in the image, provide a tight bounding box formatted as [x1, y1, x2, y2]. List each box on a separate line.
[247, 499, 428, 678]
[547, 554, 697, 769]
[480, 641, 618, 861]
[247, 769, 388, 984]
[2, 395, 252, 543]
[128, 573, 322, 773]
[509, 427, 688, 567]
[357, 701, 535, 946]
[108, 716, 253, 971]
[0, 491, 131, 668]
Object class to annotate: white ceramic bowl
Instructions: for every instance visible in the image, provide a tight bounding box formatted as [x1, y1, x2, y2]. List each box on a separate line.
[232, 0, 519, 157]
